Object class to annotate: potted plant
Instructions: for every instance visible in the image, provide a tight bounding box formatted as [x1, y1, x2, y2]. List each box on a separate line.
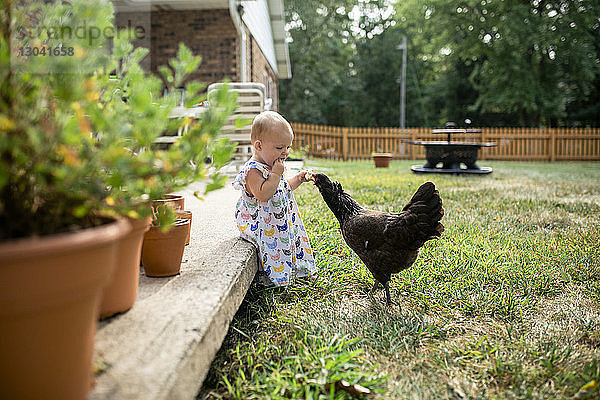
[100, 194, 184, 318]
[0, 0, 236, 398]
[176, 209, 193, 245]
[371, 151, 393, 168]
[140, 200, 191, 278]
[141, 212, 191, 277]
[99, 214, 151, 319]
[96, 16, 236, 315]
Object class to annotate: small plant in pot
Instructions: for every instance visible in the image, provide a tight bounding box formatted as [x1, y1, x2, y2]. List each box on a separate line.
[0, 0, 235, 398]
[141, 203, 191, 278]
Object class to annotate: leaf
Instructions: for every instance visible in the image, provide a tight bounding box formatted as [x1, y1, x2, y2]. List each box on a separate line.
[205, 173, 228, 194]
[73, 205, 89, 218]
[131, 47, 150, 64]
[0, 115, 15, 130]
[153, 204, 177, 230]
[210, 138, 236, 167]
[126, 210, 140, 219]
[158, 65, 173, 84]
[582, 380, 597, 391]
[574, 380, 598, 399]
[234, 117, 253, 129]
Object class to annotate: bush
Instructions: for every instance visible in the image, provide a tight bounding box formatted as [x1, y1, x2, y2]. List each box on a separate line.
[0, 0, 236, 240]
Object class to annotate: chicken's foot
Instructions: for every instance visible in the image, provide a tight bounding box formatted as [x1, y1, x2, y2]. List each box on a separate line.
[370, 280, 395, 307]
[369, 280, 380, 294]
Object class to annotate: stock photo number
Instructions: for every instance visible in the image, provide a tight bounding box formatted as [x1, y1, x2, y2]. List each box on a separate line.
[18, 46, 74, 57]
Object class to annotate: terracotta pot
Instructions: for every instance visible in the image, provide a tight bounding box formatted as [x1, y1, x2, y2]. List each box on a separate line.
[0, 218, 130, 400]
[372, 153, 393, 168]
[99, 216, 151, 319]
[175, 210, 192, 245]
[153, 193, 184, 211]
[141, 218, 190, 277]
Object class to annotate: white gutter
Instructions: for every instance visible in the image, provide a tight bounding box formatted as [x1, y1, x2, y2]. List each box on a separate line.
[229, 0, 247, 82]
[267, 0, 291, 79]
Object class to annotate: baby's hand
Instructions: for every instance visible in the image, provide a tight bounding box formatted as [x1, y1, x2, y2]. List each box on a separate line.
[272, 158, 285, 176]
[298, 170, 314, 183]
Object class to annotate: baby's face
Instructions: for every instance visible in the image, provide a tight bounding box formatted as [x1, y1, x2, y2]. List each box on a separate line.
[258, 128, 293, 167]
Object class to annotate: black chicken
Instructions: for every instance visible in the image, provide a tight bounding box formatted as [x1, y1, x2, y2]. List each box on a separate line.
[311, 173, 444, 305]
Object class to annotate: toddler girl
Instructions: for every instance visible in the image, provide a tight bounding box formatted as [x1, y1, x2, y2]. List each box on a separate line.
[233, 111, 317, 286]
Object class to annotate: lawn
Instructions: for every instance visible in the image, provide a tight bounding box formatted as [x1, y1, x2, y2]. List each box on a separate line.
[200, 160, 600, 399]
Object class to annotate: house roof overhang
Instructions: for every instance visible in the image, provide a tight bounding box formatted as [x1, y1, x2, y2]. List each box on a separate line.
[111, 0, 291, 79]
[265, 0, 291, 79]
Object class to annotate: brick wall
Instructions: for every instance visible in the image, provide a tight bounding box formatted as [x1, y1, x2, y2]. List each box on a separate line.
[115, 9, 279, 109]
[115, 9, 239, 84]
[249, 31, 279, 111]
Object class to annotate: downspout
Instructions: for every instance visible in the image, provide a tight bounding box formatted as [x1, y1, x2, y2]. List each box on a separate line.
[229, 0, 247, 82]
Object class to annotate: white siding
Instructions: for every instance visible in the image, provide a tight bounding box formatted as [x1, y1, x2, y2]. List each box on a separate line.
[241, 0, 278, 75]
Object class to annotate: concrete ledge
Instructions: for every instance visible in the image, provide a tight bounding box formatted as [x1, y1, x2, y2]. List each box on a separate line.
[89, 183, 257, 400]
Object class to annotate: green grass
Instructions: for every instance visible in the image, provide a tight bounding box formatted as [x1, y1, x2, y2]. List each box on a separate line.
[200, 160, 600, 399]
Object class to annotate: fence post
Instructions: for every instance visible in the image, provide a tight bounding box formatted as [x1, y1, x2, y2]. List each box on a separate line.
[550, 129, 556, 162]
[342, 127, 348, 161]
[409, 129, 416, 159]
[480, 129, 486, 160]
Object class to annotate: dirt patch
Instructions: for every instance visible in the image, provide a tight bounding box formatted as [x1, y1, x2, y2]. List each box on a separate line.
[526, 285, 600, 347]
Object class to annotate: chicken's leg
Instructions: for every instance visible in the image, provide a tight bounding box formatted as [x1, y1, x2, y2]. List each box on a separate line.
[384, 281, 393, 306]
[370, 280, 380, 294]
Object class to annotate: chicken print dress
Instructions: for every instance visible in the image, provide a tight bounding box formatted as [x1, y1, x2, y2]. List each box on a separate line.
[233, 160, 317, 286]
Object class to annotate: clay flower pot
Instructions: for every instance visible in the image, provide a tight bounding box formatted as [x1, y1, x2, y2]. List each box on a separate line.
[141, 218, 190, 277]
[372, 152, 393, 168]
[153, 193, 184, 211]
[0, 218, 130, 400]
[175, 209, 192, 245]
[99, 216, 151, 319]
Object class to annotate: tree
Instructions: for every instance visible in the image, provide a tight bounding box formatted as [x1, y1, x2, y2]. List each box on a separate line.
[396, 0, 600, 126]
[280, 0, 600, 127]
[279, 0, 356, 124]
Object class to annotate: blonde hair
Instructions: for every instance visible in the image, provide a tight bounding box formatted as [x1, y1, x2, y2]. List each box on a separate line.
[251, 111, 293, 143]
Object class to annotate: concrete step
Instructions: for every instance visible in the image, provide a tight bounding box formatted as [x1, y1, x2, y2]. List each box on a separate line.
[89, 182, 256, 400]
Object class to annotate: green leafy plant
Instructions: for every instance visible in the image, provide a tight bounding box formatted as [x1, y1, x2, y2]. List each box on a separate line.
[0, 0, 236, 240]
[212, 328, 384, 399]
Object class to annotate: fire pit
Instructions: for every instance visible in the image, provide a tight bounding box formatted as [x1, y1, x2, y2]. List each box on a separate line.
[409, 128, 496, 174]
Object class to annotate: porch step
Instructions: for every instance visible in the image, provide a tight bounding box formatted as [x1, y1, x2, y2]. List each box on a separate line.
[89, 182, 256, 400]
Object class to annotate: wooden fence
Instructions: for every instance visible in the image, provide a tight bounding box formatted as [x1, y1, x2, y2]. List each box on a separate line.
[291, 123, 600, 162]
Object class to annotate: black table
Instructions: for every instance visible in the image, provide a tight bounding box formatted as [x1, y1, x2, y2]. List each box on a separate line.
[409, 129, 496, 174]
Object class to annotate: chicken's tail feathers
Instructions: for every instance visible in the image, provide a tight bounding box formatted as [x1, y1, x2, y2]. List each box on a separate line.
[403, 182, 443, 214]
[403, 182, 437, 208]
[430, 222, 445, 239]
[402, 182, 445, 241]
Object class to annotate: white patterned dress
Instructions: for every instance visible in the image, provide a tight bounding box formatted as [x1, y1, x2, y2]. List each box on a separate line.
[233, 160, 317, 286]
